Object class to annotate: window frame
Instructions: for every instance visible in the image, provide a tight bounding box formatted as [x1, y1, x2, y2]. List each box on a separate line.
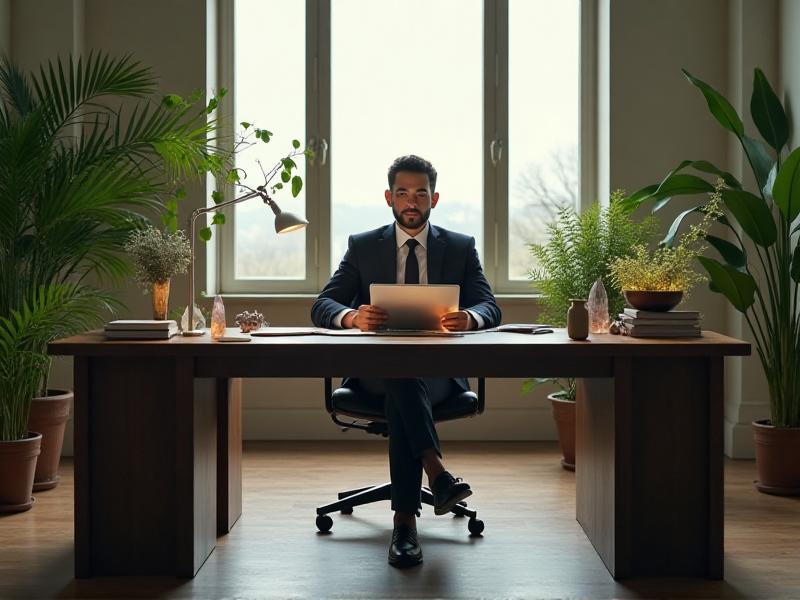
[215, 0, 593, 295]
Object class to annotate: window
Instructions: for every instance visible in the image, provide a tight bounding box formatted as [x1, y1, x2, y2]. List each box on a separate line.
[220, 0, 583, 294]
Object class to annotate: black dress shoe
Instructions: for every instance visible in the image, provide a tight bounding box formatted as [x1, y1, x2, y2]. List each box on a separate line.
[432, 470, 472, 516]
[388, 524, 423, 567]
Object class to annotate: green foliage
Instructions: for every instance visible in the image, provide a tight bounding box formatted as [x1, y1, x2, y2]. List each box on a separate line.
[0, 51, 229, 438]
[529, 191, 657, 327]
[124, 226, 191, 290]
[624, 68, 800, 428]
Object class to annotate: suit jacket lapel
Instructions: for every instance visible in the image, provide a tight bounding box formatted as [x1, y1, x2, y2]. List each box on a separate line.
[377, 224, 397, 284]
[427, 225, 446, 284]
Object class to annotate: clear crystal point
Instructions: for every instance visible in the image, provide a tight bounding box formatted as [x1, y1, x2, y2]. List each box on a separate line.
[181, 304, 206, 332]
[587, 278, 610, 334]
[210, 295, 226, 340]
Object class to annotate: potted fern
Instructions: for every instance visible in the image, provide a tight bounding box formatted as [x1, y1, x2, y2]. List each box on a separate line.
[527, 192, 655, 469]
[0, 52, 231, 500]
[624, 68, 800, 494]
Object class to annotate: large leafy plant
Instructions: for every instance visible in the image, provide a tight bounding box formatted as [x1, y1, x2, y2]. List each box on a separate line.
[623, 68, 800, 428]
[0, 52, 231, 439]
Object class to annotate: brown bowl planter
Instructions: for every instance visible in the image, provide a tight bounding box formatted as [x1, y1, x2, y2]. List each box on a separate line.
[27, 389, 72, 491]
[623, 290, 684, 312]
[752, 420, 800, 495]
[0, 432, 42, 513]
[549, 392, 575, 471]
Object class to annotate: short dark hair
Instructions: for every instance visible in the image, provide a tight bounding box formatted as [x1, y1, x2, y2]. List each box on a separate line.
[387, 155, 438, 192]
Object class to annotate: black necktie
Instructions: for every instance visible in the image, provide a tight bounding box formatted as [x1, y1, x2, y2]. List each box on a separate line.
[404, 239, 420, 284]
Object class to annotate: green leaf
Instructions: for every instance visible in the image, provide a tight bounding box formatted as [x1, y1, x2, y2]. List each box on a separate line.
[211, 190, 224, 204]
[304, 148, 315, 159]
[211, 213, 225, 225]
[742, 135, 775, 191]
[162, 93, 183, 108]
[791, 242, 800, 283]
[240, 121, 251, 129]
[621, 184, 659, 211]
[751, 68, 788, 154]
[291, 175, 302, 197]
[690, 160, 742, 189]
[280, 170, 291, 183]
[772, 146, 800, 223]
[652, 196, 672, 213]
[226, 170, 240, 184]
[205, 97, 218, 114]
[721, 189, 777, 247]
[282, 157, 297, 171]
[174, 187, 186, 200]
[273, 182, 283, 190]
[683, 68, 743, 137]
[652, 173, 715, 200]
[697, 256, 756, 312]
[161, 214, 177, 232]
[164, 199, 178, 213]
[661, 205, 704, 247]
[292, 139, 301, 149]
[218, 87, 227, 97]
[199, 227, 212, 242]
[705, 234, 746, 269]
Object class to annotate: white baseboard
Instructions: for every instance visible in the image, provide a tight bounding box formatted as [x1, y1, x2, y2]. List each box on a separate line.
[724, 418, 755, 458]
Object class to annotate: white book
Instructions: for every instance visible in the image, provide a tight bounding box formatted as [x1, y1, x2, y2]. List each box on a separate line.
[105, 319, 177, 331]
[620, 314, 700, 327]
[622, 308, 700, 321]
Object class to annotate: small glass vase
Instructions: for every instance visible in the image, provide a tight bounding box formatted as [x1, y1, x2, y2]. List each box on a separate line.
[210, 295, 226, 340]
[587, 278, 610, 333]
[151, 279, 170, 320]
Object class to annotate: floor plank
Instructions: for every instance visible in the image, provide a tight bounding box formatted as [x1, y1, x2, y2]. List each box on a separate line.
[0, 441, 798, 599]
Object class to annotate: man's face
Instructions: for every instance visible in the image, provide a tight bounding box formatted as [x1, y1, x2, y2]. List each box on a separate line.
[385, 171, 440, 231]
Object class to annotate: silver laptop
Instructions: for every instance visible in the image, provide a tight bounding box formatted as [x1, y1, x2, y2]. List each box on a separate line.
[369, 284, 460, 334]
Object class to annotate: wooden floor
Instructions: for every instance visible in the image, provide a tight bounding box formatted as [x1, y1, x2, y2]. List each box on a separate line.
[1, 441, 799, 599]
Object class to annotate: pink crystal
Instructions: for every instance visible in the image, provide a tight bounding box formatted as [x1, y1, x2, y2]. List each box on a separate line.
[211, 295, 226, 339]
[587, 278, 610, 334]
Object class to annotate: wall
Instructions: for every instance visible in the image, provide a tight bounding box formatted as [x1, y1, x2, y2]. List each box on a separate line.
[3, 0, 780, 456]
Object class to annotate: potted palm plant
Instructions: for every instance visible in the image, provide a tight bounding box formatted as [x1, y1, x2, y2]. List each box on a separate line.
[527, 192, 655, 469]
[0, 52, 231, 498]
[624, 68, 800, 495]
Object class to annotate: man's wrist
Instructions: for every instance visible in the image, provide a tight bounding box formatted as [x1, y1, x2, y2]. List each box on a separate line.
[342, 309, 358, 329]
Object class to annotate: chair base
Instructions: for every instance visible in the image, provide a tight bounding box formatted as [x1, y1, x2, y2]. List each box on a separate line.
[315, 482, 484, 535]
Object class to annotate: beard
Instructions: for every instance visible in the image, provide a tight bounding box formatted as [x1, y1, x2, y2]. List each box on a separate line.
[392, 205, 431, 230]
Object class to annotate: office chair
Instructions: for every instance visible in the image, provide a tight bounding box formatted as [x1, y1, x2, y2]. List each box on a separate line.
[315, 377, 486, 536]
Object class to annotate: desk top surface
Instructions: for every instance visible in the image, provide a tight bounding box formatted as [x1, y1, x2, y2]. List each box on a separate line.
[49, 327, 750, 358]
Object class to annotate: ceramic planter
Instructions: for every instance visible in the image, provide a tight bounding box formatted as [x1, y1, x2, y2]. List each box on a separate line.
[0, 432, 42, 513]
[623, 290, 683, 312]
[752, 420, 800, 495]
[549, 392, 575, 471]
[27, 389, 72, 491]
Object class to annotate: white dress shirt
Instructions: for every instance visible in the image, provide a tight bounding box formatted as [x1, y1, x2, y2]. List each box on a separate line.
[333, 222, 484, 329]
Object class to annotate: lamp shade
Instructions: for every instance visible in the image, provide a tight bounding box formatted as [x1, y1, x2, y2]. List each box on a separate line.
[275, 210, 308, 233]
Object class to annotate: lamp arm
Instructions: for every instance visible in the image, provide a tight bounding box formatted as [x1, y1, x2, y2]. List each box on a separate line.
[185, 188, 263, 332]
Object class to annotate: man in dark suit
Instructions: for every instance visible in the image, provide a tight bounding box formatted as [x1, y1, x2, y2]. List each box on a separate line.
[311, 155, 501, 567]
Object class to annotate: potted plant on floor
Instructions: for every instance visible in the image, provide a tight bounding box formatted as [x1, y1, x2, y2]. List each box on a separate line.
[624, 68, 800, 494]
[0, 52, 234, 496]
[527, 192, 656, 468]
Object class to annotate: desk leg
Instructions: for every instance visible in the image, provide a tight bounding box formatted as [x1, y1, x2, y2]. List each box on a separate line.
[74, 357, 217, 577]
[217, 378, 243, 535]
[577, 356, 724, 579]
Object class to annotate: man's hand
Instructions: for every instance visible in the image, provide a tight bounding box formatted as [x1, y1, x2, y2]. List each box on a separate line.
[441, 310, 473, 331]
[345, 305, 389, 331]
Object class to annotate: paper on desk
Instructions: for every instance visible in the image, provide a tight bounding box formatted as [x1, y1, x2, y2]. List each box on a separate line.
[250, 327, 374, 337]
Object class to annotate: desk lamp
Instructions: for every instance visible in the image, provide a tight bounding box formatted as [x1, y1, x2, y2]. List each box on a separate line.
[182, 185, 308, 335]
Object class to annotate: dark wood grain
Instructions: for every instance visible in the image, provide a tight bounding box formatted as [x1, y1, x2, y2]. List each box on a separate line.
[217, 378, 242, 535]
[73, 357, 90, 578]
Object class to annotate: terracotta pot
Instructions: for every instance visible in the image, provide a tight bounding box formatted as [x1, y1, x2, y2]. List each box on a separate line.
[549, 392, 575, 471]
[27, 389, 72, 491]
[623, 290, 683, 312]
[752, 420, 800, 495]
[0, 432, 42, 513]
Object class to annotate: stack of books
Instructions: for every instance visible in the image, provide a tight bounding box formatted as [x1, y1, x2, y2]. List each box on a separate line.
[104, 320, 179, 340]
[619, 308, 701, 338]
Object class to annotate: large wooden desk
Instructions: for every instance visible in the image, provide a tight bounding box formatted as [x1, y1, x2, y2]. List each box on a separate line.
[49, 329, 749, 580]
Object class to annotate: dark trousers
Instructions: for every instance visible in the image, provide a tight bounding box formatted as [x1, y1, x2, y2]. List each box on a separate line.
[357, 377, 456, 514]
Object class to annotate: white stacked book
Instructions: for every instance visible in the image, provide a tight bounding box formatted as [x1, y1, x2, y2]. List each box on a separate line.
[619, 308, 701, 338]
[105, 320, 179, 340]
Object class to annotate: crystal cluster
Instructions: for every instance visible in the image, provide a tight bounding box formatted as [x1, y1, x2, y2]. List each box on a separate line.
[235, 309, 265, 333]
[587, 278, 610, 334]
[210, 295, 226, 340]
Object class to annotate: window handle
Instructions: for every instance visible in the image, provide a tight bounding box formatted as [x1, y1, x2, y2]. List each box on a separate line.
[306, 138, 317, 166]
[318, 138, 329, 166]
[490, 138, 503, 166]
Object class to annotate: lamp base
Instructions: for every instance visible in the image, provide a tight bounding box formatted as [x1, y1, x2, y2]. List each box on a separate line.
[181, 330, 206, 337]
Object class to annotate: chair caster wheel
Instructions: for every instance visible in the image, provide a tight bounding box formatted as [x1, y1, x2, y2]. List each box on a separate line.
[468, 518, 484, 535]
[316, 515, 333, 532]
[340, 506, 353, 515]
